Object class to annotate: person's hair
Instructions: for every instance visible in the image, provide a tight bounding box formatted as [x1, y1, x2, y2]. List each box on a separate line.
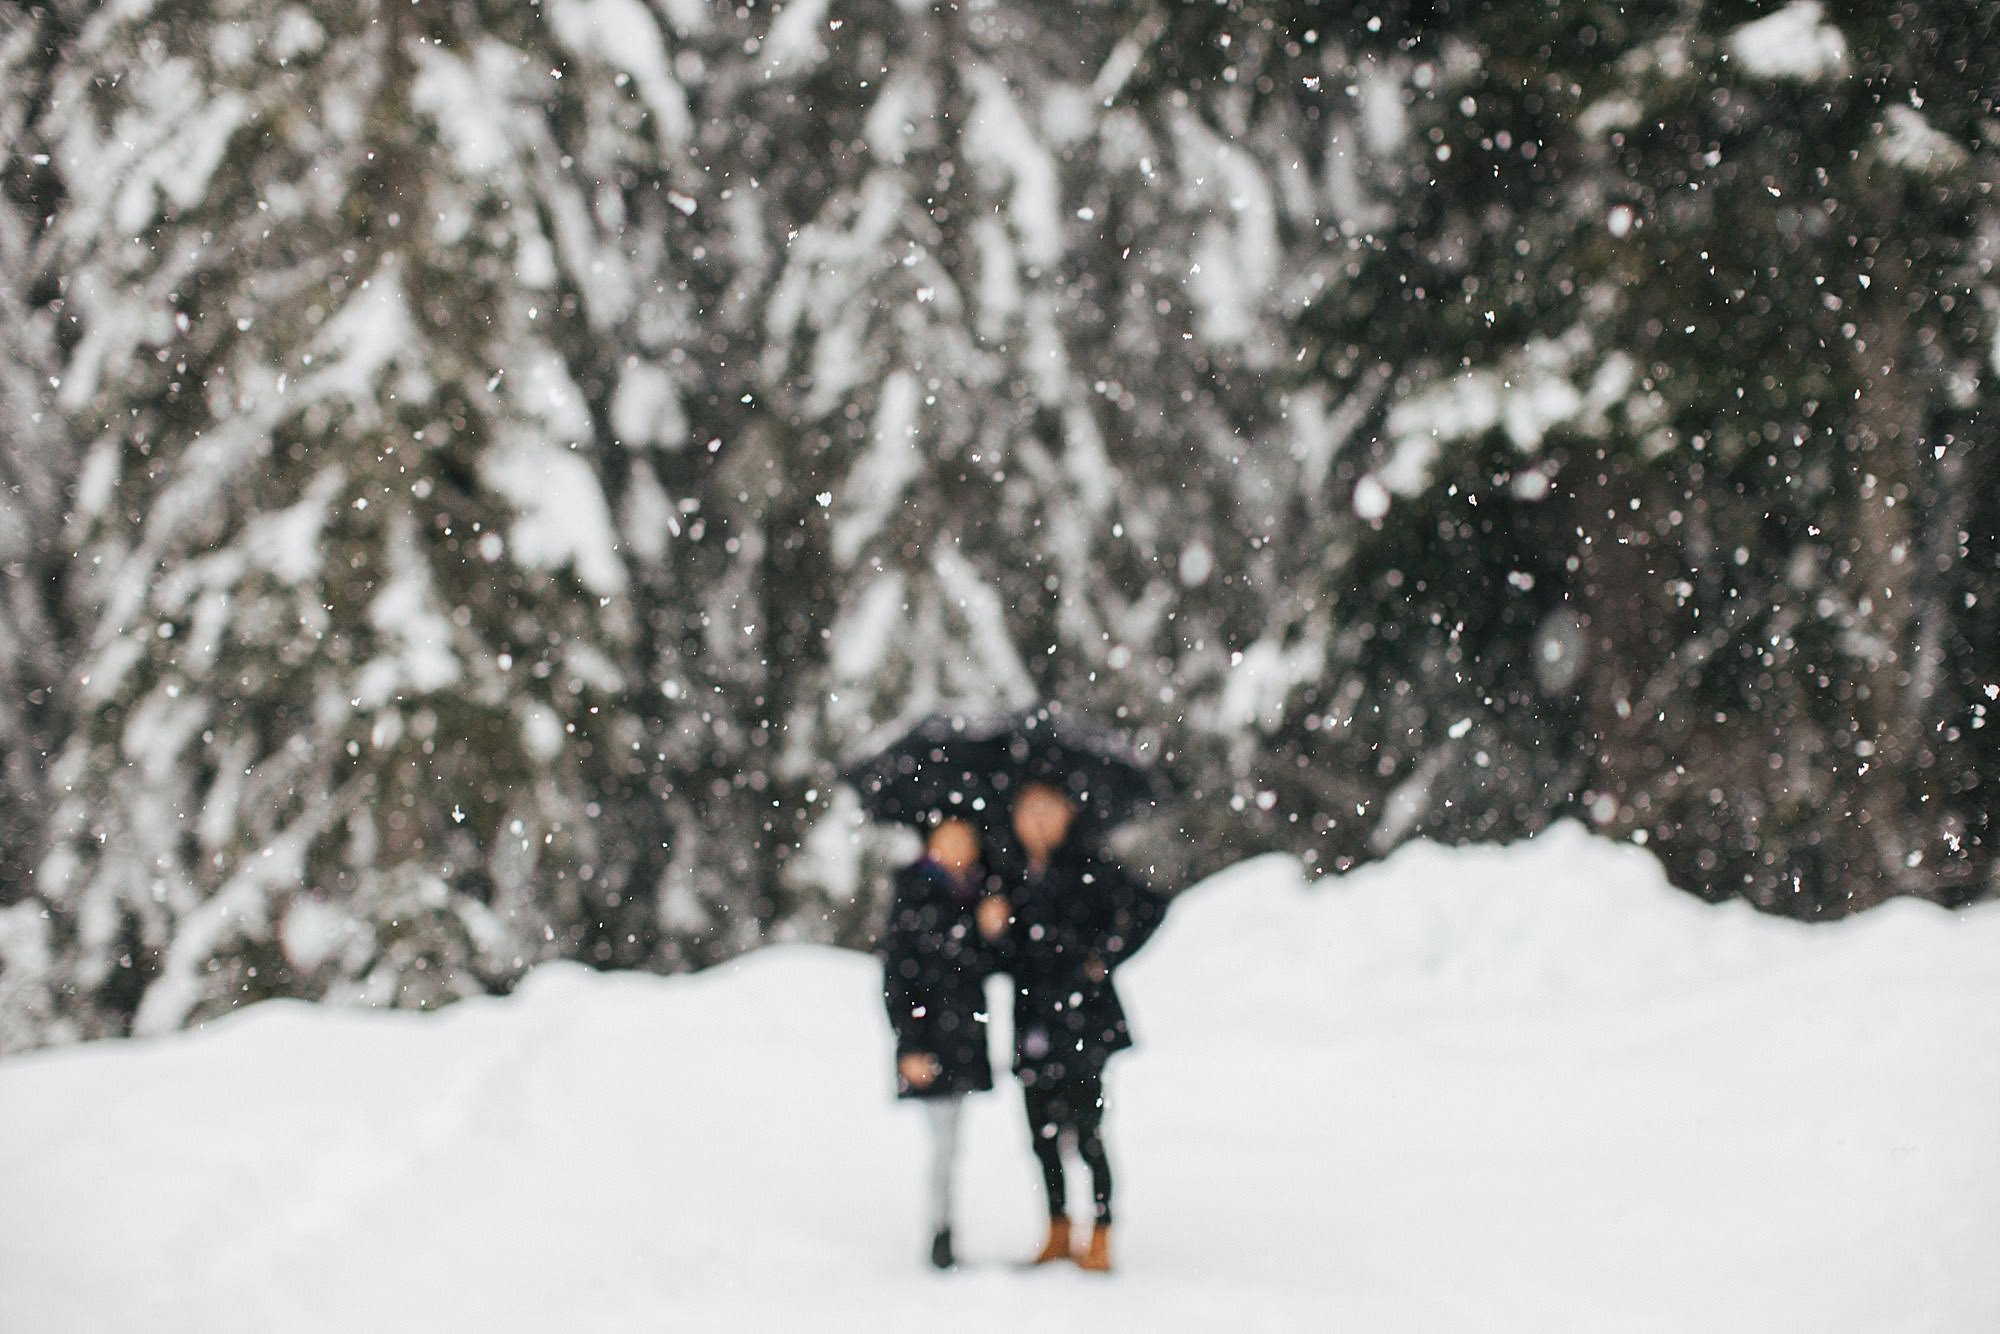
[1018, 780, 1077, 810]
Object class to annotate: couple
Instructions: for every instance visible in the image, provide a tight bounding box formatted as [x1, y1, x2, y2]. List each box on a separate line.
[881, 779, 1167, 1274]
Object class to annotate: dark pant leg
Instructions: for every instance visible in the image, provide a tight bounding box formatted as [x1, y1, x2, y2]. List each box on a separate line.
[1069, 1070, 1113, 1225]
[1022, 1081, 1067, 1218]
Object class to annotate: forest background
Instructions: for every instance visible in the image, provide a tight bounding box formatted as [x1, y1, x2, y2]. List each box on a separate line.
[2, 0, 1995, 1048]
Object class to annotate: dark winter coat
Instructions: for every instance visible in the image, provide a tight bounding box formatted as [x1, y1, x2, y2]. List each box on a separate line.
[880, 858, 1000, 1100]
[1002, 843, 1167, 1087]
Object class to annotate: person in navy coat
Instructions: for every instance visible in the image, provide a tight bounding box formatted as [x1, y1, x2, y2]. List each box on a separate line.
[995, 781, 1167, 1273]
[880, 815, 1008, 1269]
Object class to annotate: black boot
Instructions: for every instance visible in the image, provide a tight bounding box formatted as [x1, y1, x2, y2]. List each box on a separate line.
[930, 1226, 956, 1270]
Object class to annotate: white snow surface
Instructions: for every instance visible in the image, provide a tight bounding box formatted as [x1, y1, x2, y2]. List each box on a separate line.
[3, 822, 1995, 1332]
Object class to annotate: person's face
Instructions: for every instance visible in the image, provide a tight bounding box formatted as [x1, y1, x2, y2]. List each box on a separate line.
[1012, 784, 1076, 860]
[926, 818, 980, 873]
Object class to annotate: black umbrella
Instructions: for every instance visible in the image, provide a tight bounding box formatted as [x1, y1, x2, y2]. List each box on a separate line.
[995, 706, 1164, 832]
[839, 711, 1016, 826]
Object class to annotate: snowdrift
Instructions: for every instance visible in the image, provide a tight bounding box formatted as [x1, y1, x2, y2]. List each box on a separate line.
[4, 823, 1996, 1332]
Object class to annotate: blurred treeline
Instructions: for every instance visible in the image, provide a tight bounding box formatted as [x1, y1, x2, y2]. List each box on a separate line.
[0, 0, 1993, 1046]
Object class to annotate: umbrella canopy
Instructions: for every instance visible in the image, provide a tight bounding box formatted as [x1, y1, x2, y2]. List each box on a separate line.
[994, 706, 1164, 832]
[841, 706, 1166, 833]
[838, 712, 1016, 826]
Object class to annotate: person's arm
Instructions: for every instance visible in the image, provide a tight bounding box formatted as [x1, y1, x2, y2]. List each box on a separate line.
[1093, 861, 1167, 973]
[975, 892, 1014, 968]
[884, 960, 926, 1053]
[880, 868, 929, 1054]
[884, 945, 939, 1090]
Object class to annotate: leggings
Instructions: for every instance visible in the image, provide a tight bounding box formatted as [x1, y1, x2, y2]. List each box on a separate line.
[924, 1096, 964, 1232]
[1023, 1072, 1112, 1225]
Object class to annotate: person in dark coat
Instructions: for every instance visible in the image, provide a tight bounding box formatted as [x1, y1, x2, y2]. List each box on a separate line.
[880, 814, 1009, 1269]
[997, 781, 1167, 1274]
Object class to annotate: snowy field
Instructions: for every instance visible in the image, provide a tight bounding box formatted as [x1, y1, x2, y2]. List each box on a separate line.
[3, 822, 1996, 1333]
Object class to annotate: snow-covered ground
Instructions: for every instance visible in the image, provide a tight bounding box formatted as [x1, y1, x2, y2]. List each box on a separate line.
[4, 822, 1996, 1332]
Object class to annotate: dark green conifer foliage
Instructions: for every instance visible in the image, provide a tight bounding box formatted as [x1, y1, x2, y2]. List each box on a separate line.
[0, 0, 1992, 1047]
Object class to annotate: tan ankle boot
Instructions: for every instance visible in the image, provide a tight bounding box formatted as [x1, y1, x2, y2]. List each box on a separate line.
[1031, 1215, 1073, 1264]
[1077, 1222, 1112, 1273]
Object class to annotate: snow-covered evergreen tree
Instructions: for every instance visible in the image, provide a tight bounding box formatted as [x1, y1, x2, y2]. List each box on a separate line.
[1104, 1, 1999, 911]
[10, 0, 712, 1040]
[0, 3, 83, 1041]
[1273, 0, 2000, 910]
[714, 0, 1305, 903]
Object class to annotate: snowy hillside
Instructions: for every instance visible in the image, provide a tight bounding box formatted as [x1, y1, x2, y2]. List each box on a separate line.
[4, 824, 1997, 1332]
